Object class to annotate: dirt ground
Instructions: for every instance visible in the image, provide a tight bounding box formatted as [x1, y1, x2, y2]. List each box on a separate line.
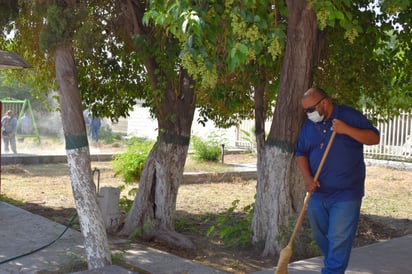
[1, 153, 411, 273]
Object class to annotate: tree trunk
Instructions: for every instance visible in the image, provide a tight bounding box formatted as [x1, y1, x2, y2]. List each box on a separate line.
[118, 1, 197, 248]
[120, 141, 195, 249]
[252, 1, 324, 257]
[120, 69, 196, 249]
[54, 46, 111, 268]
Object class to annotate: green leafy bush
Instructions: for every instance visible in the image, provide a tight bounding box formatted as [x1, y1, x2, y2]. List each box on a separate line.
[191, 135, 221, 162]
[206, 199, 254, 248]
[113, 137, 154, 213]
[113, 137, 154, 183]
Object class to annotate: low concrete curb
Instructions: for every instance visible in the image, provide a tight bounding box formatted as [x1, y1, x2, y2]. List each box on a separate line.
[1, 153, 114, 165]
[183, 170, 256, 183]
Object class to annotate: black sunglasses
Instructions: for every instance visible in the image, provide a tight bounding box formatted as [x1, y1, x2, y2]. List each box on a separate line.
[303, 97, 326, 113]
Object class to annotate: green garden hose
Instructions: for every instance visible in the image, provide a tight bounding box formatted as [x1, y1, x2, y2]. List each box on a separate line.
[0, 212, 78, 265]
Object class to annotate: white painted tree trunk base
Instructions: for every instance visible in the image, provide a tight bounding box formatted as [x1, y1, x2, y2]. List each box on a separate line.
[67, 147, 112, 269]
[252, 145, 305, 257]
[120, 142, 195, 250]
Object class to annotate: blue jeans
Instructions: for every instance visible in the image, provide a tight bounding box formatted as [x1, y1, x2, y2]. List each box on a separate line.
[307, 198, 362, 274]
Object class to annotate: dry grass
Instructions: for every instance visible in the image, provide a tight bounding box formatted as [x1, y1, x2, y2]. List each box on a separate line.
[363, 166, 412, 219]
[1, 154, 411, 273]
[1, 162, 120, 209]
[177, 178, 256, 214]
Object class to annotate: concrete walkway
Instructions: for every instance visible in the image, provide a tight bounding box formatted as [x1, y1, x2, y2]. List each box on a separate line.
[0, 202, 225, 274]
[255, 235, 412, 274]
[1, 201, 410, 274]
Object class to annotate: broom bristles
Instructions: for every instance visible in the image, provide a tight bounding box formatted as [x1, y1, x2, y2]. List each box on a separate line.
[274, 244, 292, 274]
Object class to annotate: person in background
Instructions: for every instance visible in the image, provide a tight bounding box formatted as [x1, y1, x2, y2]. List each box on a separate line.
[295, 87, 380, 274]
[90, 116, 101, 142]
[20, 112, 33, 135]
[1, 110, 18, 153]
[83, 110, 91, 135]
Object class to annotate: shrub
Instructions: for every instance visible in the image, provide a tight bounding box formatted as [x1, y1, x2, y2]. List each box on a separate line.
[113, 137, 154, 183]
[206, 199, 254, 248]
[113, 137, 154, 213]
[191, 135, 221, 162]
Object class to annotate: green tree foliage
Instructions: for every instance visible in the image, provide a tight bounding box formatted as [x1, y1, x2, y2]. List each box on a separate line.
[75, 3, 147, 121]
[38, 3, 86, 53]
[144, 1, 285, 127]
[0, 1, 145, 122]
[314, 1, 412, 117]
[0, 1, 58, 102]
[2, 1, 411, 124]
[145, 0, 412, 122]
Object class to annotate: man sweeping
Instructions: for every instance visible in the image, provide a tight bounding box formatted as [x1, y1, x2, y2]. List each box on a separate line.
[295, 87, 380, 274]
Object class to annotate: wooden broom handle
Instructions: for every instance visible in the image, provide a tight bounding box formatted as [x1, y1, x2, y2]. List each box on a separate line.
[287, 131, 337, 246]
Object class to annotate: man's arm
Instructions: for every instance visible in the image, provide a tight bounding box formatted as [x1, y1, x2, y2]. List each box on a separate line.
[296, 156, 319, 193]
[332, 119, 380, 145]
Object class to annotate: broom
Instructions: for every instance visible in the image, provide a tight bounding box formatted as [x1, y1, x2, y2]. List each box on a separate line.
[275, 131, 336, 274]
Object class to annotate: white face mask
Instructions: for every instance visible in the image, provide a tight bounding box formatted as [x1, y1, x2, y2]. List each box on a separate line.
[307, 110, 324, 123]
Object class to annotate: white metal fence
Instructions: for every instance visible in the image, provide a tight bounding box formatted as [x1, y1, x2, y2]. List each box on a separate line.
[363, 111, 412, 161]
[235, 111, 412, 162]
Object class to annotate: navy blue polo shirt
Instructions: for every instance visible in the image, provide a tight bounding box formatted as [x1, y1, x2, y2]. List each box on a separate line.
[295, 104, 379, 202]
